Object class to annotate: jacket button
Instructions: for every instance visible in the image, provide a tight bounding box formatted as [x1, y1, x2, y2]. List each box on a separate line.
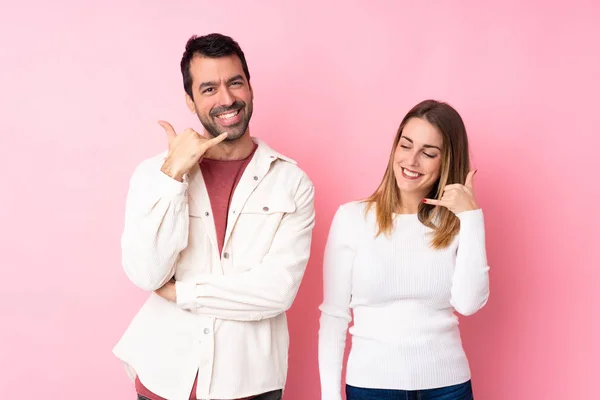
[253, 176, 258, 180]
[223, 252, 230, 259]
[263, 206, 269, 212]
[205, 212, 209, 216]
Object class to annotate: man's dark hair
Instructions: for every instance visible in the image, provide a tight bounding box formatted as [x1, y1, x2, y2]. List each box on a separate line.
[180, 33, 250, 99]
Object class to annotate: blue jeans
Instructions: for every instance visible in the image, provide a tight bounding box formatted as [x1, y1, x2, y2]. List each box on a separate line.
[137, 389, 282, 400]
[346, 380, 473, 400]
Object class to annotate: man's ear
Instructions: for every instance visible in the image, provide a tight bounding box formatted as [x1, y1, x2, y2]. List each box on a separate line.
[185, 93, 196, 113]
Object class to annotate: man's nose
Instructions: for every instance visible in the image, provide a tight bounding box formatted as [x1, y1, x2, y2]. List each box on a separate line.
[217, 86, 235, 107]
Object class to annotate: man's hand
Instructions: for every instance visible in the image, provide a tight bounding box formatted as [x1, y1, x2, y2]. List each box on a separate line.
[154, 278, 176, 302]
[158, 121, 228, 182]
[423, 170, 479, 214]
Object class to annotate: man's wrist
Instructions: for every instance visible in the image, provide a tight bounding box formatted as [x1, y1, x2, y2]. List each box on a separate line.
[175, 280, 198, 311]
[160, 159, 185, 182]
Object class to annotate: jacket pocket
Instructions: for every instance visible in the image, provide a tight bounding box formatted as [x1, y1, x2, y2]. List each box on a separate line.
[231, 196, 297, 262]
[240, 195, 297, 215]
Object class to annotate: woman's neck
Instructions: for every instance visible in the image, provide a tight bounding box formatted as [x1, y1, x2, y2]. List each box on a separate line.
[397, 192, 424, 214]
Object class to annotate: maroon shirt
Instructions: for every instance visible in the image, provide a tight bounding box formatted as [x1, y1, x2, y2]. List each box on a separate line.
[136, 144, 258, 400]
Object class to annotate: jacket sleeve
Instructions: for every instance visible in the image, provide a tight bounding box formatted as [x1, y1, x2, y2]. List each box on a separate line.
[121, 155, 190, 291]
[175, 175, 315, 321]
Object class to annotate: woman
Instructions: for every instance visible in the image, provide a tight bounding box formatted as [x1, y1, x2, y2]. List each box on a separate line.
[318, 100, 490, 400]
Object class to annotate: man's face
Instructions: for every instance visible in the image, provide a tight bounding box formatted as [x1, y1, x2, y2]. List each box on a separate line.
[186, 54, 253, 141]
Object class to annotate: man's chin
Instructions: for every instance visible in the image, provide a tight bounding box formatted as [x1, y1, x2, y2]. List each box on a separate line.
[224, 131, 246, 141]
[203, 120, 247, 141]
[222, 123, 248, 141]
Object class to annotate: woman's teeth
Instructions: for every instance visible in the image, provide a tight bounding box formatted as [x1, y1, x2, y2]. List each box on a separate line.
[403, 168, 420, 178]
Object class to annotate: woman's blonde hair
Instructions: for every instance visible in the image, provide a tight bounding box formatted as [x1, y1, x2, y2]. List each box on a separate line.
[365, 100, 471, 249]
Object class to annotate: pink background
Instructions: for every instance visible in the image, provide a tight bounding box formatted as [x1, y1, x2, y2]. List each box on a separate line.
[1, 1, 598, 399]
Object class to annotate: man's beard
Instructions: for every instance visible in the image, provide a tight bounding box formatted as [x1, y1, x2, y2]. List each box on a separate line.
[198, 99, 253, 141]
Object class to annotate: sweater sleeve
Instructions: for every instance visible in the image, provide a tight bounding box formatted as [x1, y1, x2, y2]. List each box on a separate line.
[450, 208, 490, 316]
[318, 204, 356, 400]
[120, 155, 190, 291]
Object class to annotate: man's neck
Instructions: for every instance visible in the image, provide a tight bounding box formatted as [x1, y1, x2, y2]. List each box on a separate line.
[204, 131, 255, 161]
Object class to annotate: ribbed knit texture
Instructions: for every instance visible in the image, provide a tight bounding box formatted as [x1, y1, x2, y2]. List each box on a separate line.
[318, 201, 490, 400]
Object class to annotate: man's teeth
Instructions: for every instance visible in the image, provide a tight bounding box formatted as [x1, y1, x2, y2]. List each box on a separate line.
[217, 110, 239, 119]
[403, 168, 420, 178]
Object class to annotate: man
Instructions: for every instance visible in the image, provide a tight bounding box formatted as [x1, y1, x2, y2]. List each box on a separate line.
[113, 33, 315, 400]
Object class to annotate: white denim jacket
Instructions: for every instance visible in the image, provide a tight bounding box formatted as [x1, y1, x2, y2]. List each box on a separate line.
[112, 137, 315, 400]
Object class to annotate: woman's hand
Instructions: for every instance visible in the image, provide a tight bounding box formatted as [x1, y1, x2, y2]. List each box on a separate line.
[423, 170, 479, 214]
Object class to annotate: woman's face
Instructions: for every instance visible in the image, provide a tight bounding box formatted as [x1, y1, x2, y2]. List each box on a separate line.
[393, 117, 444, 198]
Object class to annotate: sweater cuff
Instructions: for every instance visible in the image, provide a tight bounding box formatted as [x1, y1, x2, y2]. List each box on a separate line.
[456, 208, 484, 224]
[456, 208, 487, 262]
[175, 280, 198, 311]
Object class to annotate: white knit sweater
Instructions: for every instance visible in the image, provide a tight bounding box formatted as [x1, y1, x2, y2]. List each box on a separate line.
[318, 201, 490, 399]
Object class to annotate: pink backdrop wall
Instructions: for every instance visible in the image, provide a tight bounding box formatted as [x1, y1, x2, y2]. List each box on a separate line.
[1, 1, 598, 399]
